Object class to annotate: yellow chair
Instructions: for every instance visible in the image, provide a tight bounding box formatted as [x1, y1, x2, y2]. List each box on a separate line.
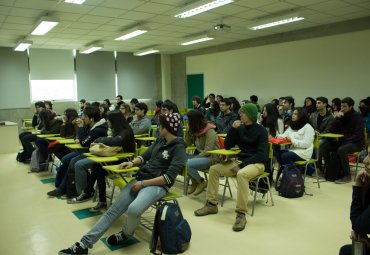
[294, 133, 321, 188]
[248, 172, 274, 216]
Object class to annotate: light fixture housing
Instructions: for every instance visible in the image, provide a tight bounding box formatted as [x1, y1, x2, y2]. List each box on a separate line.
[80, 44, 104, 54]
[64, 0, 86, 4]
[174, 0, 234, 19]
[249, 12, 304, 30]
[14, 40, 32, 51]
[180, 34, 214, 46]
[115, 27, 148, 41]
[31, 16, 59, 35]
[133, 48, 159, 56]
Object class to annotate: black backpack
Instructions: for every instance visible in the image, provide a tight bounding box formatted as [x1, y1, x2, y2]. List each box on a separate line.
[150, 201, 191, 254]
[277, 164, 305, 198]
[16, 151, 29, 163]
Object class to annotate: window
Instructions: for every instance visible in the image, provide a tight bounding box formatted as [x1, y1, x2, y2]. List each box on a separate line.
[30, 80, 76, 101]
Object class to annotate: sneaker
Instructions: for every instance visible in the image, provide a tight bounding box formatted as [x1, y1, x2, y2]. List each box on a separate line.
[232, 212, 247, 232]
[194, 202, 218, 216]
[58, 242, 88, 255]
[187, 180, 198, 195]
[335, 175, 352, 184]
[107, 231, 129, 246]
[47, 188, 65, 197]
[193, 180, 207, 196]
[67, 192, 93, 204]
[89, 202, 107, 212]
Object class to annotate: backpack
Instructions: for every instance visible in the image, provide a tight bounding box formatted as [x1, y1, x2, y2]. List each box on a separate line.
[150, 201, 191, 255]
[277, 164, 305, 198]
[325, 152, 344, 182]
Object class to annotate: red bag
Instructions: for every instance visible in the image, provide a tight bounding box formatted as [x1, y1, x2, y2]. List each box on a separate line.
[48, 140, 60, 149]
[268, 137, 291, 144]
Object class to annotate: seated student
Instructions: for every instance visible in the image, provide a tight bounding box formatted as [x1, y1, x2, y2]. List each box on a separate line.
[229, 96, 241, 115]
[309, 97, 334, 174]
[33, 109, 63, 167]
[18, 101, 45, 161]
[192, 96, 206, 115]
[331, 97, 342, 116]
[154, 100, 183, 138]
[321, 97, 365, 184]
[202, 93, 217, 108]
[205, 101, 220, 124]
[151, 100, 163, 125]
[44, 100, 56, 118]
[130, 98, 139, 112]
[185, 110, 221, 195]
[103, 98, 115, 111]
[99, 103, 109, 119]
[303, 97, 316, 117]
[48, 108, 79, 161]
[47, 106, 107, 197]
[78, 99, 86, 117]
[194, 104, 268, 232]
[282, 96, 295, 130]
[216, 94, 223, 104]
[69, 111, 136, 207]
[250, 95, 261, 112]
[119, 103, 133, 123]
[259, 103, 284, 138]
[274, 107, 315, 175]
[129, 102, 151, 135]
[114, 95, 123, 111]
[58, 113, 187, 255]
[215, 98, 238, 134]
[339, 144, 370, 255]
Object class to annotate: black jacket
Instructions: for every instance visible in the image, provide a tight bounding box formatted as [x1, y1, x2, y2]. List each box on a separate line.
[350, 186, 370, 235]
[137, 137, 187, 189]
[78, 119, 108, 147]
[225, 122, 268, 169]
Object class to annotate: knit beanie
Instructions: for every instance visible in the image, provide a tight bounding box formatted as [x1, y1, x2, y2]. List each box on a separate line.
[240, 103, 258, 122]
[159, 113, 181, 136]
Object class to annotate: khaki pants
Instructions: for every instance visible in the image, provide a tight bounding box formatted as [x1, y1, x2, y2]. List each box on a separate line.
[206, 161, 265, 214]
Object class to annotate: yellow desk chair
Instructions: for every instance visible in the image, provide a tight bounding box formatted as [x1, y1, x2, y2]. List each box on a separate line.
[294, 133, 321, 188]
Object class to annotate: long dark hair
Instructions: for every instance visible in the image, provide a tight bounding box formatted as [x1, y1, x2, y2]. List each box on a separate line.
[261, 103, 280, 137]
[64, 108, 78, 124]
[229, 97, 241, 114]
[290, 107, 309, 131]
[187, 110, 207, 135]
[39, 109, 53, 130]
[106, 111, 135, 153]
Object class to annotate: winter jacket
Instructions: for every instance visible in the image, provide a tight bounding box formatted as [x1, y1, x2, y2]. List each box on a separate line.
[137, 137, 187, 189]
[78, 118, 108, 147]
[215, 111, 238, 134]
[309, 111, 334, 134]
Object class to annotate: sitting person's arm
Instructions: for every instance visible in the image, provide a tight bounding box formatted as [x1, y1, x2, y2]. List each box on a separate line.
[351, 170, 370, 235]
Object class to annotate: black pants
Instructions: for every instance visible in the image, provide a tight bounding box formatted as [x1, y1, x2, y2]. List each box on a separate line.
[19, 131, 37, 158]
[84, 164, 107, 202]
[320, 140, 361, 176]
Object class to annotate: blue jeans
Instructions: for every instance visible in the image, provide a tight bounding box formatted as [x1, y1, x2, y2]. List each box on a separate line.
[55, 152, 80, 189]
[74, 157, 95, 194]
[187, 157, 210, 183]
[80, 180, 167, 248]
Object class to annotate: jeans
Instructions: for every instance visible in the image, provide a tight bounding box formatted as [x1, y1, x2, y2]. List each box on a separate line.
[19, 132, 37, 158]
[74, 157, 95, 194]
[187, 157, 211, 183]
[80, 180, 167, 248]
[35, 138, 49, 161]
[55, 152, 80, 189]
[275, 148, 304, 166]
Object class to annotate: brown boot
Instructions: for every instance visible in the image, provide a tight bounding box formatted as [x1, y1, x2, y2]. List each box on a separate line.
[232, 212, 247, 232]
[193, 180, 207, 196]
[187, 179, 198, 194]
[194, 202, 218, 216]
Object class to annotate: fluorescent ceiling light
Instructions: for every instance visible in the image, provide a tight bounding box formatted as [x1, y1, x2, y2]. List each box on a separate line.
[64, 0, 86, 4]
[133, 48, 159, 56]
[115, 28, 148, 41]
[31, 16, 59, 35]
[180, 35, 214, 46]
[14, 40, 32, 51]
[80, 44, 103, 54]
[249, 13, 304, 30]
[175, 0, 234, 19]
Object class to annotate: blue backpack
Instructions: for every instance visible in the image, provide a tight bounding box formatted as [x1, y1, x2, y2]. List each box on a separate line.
[150, 201, 191, 254]
[277, 164, 305, 198]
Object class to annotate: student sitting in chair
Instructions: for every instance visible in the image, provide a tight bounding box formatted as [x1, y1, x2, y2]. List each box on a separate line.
[58, 113, 187, 255]
[194, 103, 268, 232]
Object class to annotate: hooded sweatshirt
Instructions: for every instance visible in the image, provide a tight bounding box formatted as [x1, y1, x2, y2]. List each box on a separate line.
[137, 137, 187, 189]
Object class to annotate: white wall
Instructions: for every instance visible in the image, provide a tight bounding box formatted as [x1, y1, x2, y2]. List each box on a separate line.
[186, 29, 370, 107]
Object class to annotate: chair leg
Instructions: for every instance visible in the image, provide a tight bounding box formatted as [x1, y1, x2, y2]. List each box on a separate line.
[251, 178, 260, 216]
[313, 162, 320, 188]
[221, 177, 231, 207]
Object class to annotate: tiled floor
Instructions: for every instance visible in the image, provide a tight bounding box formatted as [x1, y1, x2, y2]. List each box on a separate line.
[0, 152, 354, 255]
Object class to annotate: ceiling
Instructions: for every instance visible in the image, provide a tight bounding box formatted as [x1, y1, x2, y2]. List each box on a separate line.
[0, 0, 370, 54]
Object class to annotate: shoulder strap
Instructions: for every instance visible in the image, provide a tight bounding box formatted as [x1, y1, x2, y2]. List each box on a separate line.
[150, 204, 162, 254]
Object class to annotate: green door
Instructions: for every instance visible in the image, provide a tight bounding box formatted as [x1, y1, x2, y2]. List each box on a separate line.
[187, 74, 204, 108]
